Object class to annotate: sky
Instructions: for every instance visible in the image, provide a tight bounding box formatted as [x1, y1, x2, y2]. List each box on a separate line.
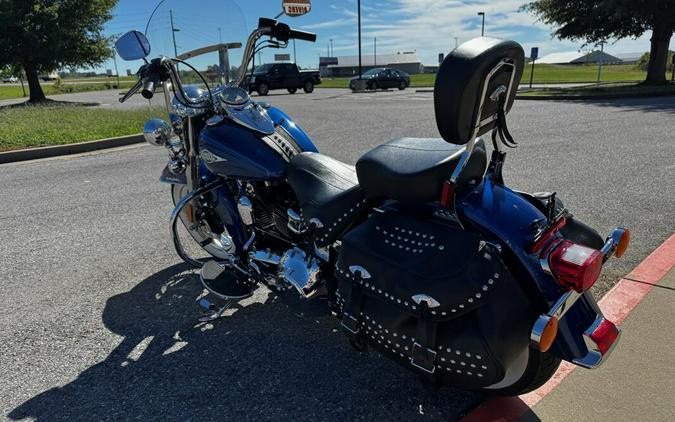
[101, 0, 653, 74]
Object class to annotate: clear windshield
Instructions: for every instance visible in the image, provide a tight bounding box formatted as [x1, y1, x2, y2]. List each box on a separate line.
[253, 64, 274, 74]
[363, 68, 385, 76]
[144, 0, 249, 89]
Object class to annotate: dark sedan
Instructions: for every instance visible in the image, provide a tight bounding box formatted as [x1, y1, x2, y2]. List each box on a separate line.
[349, 67, 410, 91]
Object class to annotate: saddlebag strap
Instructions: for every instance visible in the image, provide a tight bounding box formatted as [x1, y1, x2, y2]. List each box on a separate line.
[410, 302, 438, 380]
[341, 279, 365, 340]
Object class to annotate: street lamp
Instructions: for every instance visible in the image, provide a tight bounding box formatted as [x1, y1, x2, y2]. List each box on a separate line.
[477, 12, 485, 36]
[454, 37, 458, 49]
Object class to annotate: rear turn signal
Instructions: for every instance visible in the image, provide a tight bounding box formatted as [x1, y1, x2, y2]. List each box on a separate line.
[615, 228, 631, 258]
[548, 240, 603, 293]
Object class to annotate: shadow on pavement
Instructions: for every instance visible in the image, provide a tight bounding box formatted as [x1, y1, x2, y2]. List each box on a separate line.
[0, 98, 100, 109]
[560, 96, 675, 114]
[8, 263, 483, 422]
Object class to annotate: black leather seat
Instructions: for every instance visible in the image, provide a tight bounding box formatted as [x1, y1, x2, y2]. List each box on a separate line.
[287, 152, 367, 246]
[356, 137, 487, 203]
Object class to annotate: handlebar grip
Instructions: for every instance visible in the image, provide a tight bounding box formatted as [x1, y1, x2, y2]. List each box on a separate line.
[289, 29, 316, 42]
[141, 79, 155, 99]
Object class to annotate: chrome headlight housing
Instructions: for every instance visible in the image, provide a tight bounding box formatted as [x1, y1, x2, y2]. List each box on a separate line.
[143, 118, 171, 146]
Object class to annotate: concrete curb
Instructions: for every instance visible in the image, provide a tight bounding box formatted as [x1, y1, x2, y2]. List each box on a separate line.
[516, 91, 675, 101]
[0, 134, 144, 165]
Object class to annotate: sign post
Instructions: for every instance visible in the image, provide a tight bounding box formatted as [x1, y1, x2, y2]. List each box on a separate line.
[274, 53, 291, 62]
[671, 54, 674, 83]
[282, 0, 311, 17]
[529, 47, 538, 88]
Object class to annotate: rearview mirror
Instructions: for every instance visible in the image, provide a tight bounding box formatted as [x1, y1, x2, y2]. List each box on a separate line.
[115, 30, 151, 61]
[282, 0, 311, 17]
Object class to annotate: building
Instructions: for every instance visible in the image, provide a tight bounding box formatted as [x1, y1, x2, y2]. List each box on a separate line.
[613, 52, 645, 65]
[321, 52, 423, 77]
[537, 50, 622, 65]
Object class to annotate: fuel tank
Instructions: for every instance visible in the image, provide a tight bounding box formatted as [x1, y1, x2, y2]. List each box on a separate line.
[199, 107, 317, 181]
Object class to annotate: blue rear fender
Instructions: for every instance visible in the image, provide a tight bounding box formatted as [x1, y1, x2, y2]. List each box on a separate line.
[458, 179, 601, 362]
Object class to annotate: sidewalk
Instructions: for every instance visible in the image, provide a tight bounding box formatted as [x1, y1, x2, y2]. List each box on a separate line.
[526, 269, 675, 421]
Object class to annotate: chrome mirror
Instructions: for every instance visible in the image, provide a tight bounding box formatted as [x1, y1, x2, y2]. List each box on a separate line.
[282, 0, 311, 17]
[115, 30, 151, 61]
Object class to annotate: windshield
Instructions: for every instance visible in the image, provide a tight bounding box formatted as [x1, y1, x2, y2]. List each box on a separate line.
[363, 68, 385, 76]
[253, 64, 274, 74]
[144, 0, 249, 88]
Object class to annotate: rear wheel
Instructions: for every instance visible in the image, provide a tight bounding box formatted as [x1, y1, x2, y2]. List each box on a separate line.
[287, 87, 297, 94]
[483, 348, 561, 396]
[369, 81, 378, 90]
[257, 82, 269, 96]
[303, 80, 314, 93]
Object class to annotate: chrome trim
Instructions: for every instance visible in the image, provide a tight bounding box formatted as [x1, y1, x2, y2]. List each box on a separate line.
[548, 290, 581, 320]
[237, 195, 254, 226]
[287, 209, 306, 234]
[410, 343, 437, 374]
[243, 231, 256, 251]
[233, 27, 271, 88]
[573, 316, 621, 369]
[539, 238, 564, 276]
[529, 314, 554, 351]
[309, 218, 324, 229]
[349, 265, 371, 279]
[411, 294, 441, 309]
[143, 118, 171, 146]
[449, 137, 478, 185]
[250, 249, 281, 266]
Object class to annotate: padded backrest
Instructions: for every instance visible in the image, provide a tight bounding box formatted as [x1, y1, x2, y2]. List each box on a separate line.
[434, 37, 524, 145]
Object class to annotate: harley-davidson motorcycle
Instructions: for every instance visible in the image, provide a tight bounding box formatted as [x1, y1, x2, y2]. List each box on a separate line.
[115, 0, 630, 395]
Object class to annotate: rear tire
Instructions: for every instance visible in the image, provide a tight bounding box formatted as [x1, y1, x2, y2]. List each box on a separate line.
[257, 82, 269, 96]
[483, 348, 561, 396]
[398, 80, 406, 90]
[303, 80, 314, 93]
[287, 87, 297, 94]
[369, 81, 378, 90]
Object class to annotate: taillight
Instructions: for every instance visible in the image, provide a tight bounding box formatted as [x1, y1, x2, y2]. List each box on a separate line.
[589, 318, 620, 354]
[548, 240, 603, 292]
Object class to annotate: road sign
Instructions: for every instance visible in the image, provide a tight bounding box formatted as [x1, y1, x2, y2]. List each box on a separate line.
[283, 0, 311, 17]
[530, 47, 539, 60]
[275, 54, 291, 61]
[438, 53, 444, 64]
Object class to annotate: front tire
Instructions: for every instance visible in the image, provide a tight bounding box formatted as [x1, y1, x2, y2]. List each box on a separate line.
[303, 80, 314, 93]
[257, 82, 269, 96]
[369, 81, 378, 90]
[484, 348, 561, 396]
[398, 80, 407, 90]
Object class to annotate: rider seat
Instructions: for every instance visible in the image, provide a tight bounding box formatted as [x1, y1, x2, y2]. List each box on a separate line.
[287, 152, 367, 247]
[356, 137, 487, 203]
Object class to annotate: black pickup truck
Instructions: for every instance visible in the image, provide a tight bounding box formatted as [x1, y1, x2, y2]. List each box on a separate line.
[246, 63, 321, 95]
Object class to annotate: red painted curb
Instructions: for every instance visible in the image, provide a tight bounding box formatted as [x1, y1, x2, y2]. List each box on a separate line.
[461, 234, 675, 422]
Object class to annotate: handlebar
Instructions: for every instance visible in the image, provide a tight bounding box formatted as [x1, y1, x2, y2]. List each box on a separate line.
[119, 79, 143, 103]
[288, 28, 317, 42]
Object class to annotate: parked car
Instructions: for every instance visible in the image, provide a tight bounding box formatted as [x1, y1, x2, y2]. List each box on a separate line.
[246, 63, 321, 95]
[39, 72, 60, 81]
[349, 67, 410, 91]
[2, 76, 18, 83]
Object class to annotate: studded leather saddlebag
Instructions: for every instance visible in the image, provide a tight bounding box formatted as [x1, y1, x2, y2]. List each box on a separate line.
[335, 212, 536, 389]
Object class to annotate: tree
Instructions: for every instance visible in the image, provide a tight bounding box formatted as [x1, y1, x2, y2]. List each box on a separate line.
[0, 0, 117, 102]
[636, 51, 674, 72]
[525, 0, 675, 84]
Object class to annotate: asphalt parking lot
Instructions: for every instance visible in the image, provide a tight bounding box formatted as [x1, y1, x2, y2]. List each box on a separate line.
[1, 89, 674, 421]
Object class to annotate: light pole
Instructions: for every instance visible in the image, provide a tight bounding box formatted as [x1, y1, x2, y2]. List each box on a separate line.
[596, 42, 604, 85]
[112, 53, 121, 89]
[374, 37, 377, 66]
[293, 38, 297, 63]
[477, 12, 485, 36]
[330, 38, 334, 57]
[357, 0, 362, 79]
[169, 9, 179, 57]
[454, 37, 458, 49]
[218, 27, 222, 44]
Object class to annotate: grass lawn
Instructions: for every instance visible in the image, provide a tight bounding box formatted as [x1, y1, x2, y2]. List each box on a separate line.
[0, 104, 164, 151]
[0, 81, 138, 100]
[518, 82, 675, 98]
[319, 64, 648, 89]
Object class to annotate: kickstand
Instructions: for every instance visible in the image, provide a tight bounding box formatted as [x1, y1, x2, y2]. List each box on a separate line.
[198, 297, 234, 322]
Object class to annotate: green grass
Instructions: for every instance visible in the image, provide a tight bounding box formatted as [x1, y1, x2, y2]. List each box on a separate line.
[0, 80, 138, 100]
[319, 64, 648, 89]
[0, 104, 164, 151]
[518, 82, 675, 98]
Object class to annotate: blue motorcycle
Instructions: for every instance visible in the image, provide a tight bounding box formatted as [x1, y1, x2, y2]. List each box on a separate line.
[115, 3, 630, 395]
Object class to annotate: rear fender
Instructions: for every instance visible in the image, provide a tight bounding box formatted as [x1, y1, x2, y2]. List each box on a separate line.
[457, 180, 601, 361]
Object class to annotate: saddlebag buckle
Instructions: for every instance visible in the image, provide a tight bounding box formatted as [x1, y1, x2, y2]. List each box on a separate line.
[411, 342, 437, 374]
[341, 313, 360, 335]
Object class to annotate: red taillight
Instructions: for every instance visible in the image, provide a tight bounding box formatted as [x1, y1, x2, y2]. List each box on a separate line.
[589, 318, 619, 354]
[548, 240, 603, 292]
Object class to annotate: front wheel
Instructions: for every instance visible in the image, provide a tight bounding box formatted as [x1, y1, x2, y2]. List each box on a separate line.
[303, 80, 314, 93]
[483, 348, 561, 396]
[398, 80, 407, 90]
[171, 184, 235, 261]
